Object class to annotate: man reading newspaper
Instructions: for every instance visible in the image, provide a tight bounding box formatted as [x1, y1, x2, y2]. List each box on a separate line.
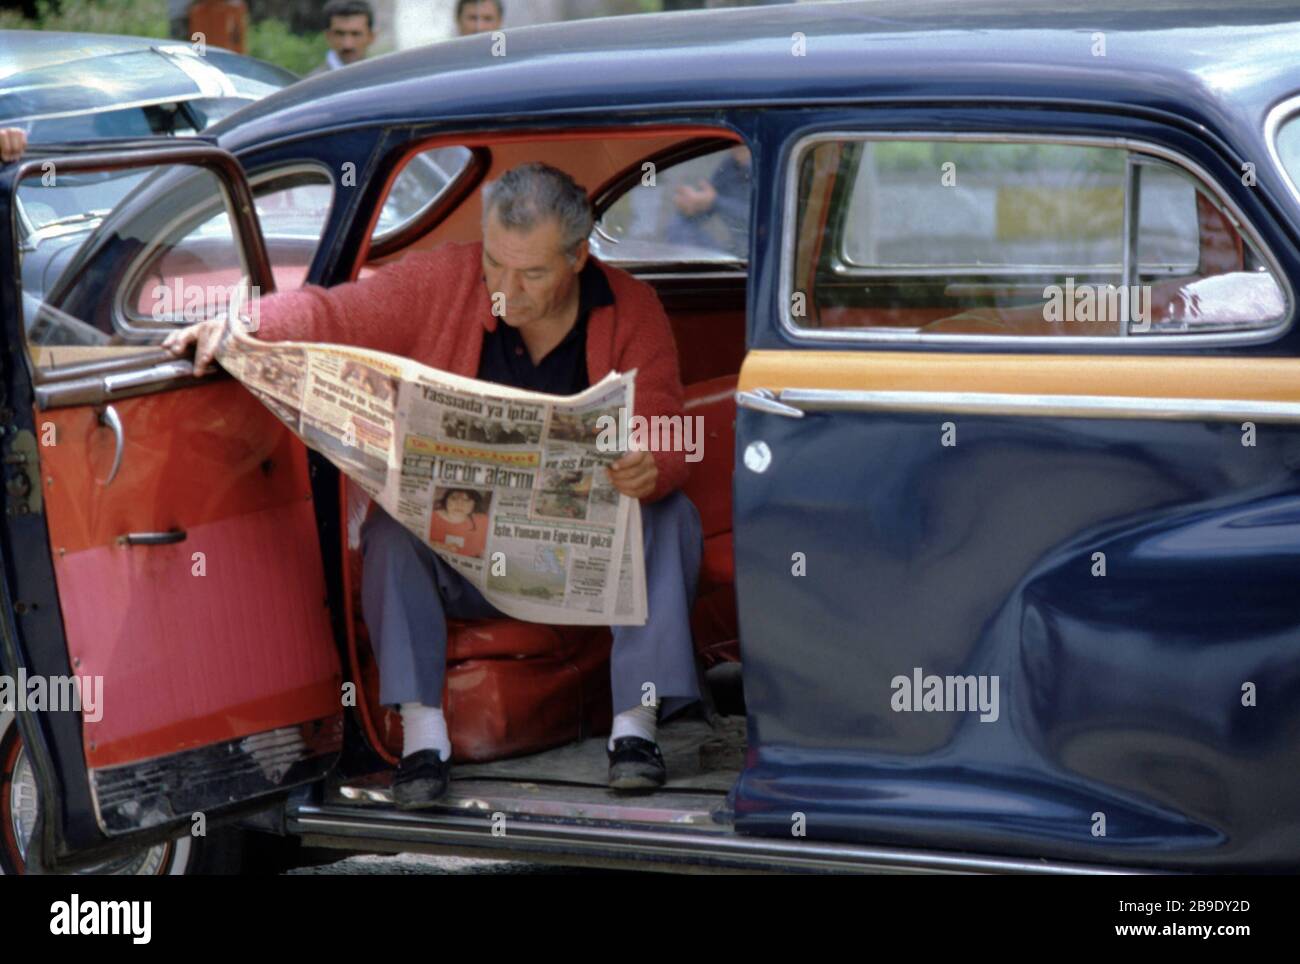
[165, 163, 703, 806]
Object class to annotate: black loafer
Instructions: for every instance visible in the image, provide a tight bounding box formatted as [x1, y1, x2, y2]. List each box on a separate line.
[393, 749, 451, 809]
[607, 736, 666, 790]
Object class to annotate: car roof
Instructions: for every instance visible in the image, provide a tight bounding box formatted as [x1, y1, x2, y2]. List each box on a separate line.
[0, 29, 165, 78]
[215, 0, 1300, 151]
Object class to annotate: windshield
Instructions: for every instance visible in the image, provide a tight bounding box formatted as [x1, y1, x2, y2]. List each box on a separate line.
[18, 170, 148, 232]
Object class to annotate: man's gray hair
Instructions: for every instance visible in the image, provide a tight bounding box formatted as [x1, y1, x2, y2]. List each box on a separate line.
[481, 163, 593, 261]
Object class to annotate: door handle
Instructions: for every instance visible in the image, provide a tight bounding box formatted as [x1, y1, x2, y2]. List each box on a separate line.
[735, 388, 804, 419]
[118, 529, 187, 547]
[95, 403, 123, 487]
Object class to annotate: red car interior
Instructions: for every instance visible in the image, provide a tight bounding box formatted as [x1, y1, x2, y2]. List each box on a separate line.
[331, 127, 748, 764]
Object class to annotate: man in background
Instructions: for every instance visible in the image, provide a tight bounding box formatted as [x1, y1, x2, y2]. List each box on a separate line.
[310, 0, 376, 76]
[456, 0, 503, 35]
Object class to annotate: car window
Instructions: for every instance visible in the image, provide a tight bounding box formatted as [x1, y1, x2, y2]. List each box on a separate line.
[1274, 112, 1300, 196]
[590, 145, 751, 267]
[118, 165, 334, 315]
[788, 136, 1287, 339]
[372, 145, 473, 245]
[17, 162, 253, 373]
[246, 167, 334, 292]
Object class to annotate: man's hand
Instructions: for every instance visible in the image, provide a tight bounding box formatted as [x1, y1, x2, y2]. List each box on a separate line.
[161, 318, 226, 376]
[673, 179, 717, 217]
[0, 128, 27, 163]
[606, 448, 657, 500]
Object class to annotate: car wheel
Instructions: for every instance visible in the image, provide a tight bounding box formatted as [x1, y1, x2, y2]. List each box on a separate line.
[0, 711, 207, 875]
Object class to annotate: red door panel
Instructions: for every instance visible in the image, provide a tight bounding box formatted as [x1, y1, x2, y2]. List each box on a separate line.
[36, 379, 341, 771]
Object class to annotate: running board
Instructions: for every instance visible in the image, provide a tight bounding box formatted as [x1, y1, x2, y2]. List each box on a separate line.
[327, 775, 731, 828]
[287, 795, 1145, 875]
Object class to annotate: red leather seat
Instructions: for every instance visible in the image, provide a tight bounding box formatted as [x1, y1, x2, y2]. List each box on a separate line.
[345, 491, 612, 764]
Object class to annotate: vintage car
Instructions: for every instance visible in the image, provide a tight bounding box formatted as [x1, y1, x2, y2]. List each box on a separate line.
[3, 0, 1300, 874]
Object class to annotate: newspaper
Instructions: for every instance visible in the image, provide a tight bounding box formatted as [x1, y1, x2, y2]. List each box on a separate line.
[216, 315, 647, 626]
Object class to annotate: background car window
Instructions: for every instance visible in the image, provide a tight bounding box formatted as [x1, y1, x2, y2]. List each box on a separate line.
[790, 137, 1286, 338]
[590, 145, 751, 267]
[17, 163, 253, 373]
[372, 145, 473, 244]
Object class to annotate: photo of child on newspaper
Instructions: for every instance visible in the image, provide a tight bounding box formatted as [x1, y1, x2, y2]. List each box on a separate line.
[427, 486, 492, 557]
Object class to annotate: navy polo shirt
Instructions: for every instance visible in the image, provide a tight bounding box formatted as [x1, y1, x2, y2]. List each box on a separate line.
[476, 260, 615, 395]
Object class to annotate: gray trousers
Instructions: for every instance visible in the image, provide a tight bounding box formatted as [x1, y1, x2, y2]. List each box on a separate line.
[361, 491, 705, 719]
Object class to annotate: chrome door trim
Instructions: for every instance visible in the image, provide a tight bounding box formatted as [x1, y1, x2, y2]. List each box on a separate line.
[32, 349, 178, 385]
[288, 803, 1154, 875]
[778, 129, 1295, 349]
[768, 387, 1300, 422]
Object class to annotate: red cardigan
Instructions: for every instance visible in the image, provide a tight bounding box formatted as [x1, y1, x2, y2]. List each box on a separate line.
[252, 240, 688, 503]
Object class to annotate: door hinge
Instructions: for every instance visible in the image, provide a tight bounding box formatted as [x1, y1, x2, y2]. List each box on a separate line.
[4, 429, 43, 517]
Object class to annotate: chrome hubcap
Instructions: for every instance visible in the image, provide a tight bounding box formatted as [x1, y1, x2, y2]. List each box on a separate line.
[10, 744, 172, 875]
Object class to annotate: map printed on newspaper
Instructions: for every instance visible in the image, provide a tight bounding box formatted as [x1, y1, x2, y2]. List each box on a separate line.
[216, 310, 648, 627]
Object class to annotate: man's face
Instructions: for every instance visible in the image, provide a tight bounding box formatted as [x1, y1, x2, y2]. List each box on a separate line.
[457, 1, 502, 36]
[482, 210, 585, 330]
[326, 14, 374, 64]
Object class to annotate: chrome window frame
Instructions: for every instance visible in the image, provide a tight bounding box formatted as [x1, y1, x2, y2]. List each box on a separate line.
[780, 131, 1294, 348]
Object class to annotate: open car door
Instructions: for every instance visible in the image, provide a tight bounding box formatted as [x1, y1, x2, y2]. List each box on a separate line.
[0, 141, 342, 869]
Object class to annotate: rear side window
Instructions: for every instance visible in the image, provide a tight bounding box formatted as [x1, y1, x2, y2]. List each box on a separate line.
[591, 144, 752, 267]
[372, 145, 474, 245]
[786, 136, 1287, 340]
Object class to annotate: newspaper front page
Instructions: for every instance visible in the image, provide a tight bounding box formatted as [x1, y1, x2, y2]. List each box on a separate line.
[217, 318, 648, 626]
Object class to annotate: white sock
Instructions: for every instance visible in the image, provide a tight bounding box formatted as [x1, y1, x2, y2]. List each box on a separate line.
[608, 703, 657, 751]
[400, 702, 451, 761]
